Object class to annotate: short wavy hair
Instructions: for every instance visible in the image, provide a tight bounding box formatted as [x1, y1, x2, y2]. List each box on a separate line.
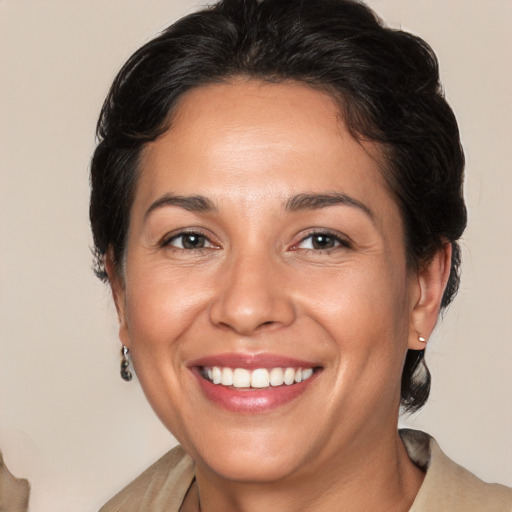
[90, 0, 467, 412]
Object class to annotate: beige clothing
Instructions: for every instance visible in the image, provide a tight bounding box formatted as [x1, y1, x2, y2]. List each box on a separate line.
[99, 430, 512, 512]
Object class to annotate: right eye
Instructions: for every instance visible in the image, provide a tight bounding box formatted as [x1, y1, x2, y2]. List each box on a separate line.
[165, 232, 214, 250]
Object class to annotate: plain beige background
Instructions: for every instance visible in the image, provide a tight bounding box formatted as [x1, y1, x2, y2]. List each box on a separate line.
[0, 1, 511, 510]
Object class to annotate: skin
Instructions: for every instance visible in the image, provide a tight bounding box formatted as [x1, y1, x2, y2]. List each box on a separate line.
[108, 80, 451, 512]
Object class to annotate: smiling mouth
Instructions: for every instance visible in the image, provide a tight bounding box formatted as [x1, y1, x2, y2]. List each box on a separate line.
[200, 366, 318, 389]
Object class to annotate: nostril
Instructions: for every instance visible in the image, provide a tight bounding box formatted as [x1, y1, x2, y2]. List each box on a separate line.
[255, 320, 280, 331]
[209, 279, 296, 334]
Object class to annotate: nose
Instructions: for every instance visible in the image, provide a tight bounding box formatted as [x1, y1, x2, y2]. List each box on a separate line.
[209, 250, 296, 336]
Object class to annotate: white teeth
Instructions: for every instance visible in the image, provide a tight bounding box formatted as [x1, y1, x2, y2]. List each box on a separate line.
[302, 368, 313, 381]
[284, 367, 295, 385]
[206, 366, 316, 388]
[232, 368, 251, 388]
[269, 367, 284, 386]
[212, 366, 222, 384]
[220, 367, 233, 386]
[251, 369, 270, 388]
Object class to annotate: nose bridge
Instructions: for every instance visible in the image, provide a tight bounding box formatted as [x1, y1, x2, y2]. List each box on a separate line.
[210, 244, 295, 334]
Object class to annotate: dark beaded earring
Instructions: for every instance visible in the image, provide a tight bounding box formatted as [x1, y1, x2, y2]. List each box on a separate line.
[120, 345, 133, 382]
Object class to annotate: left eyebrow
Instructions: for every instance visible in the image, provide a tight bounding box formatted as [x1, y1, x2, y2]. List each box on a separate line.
[284, 192, 374, 220]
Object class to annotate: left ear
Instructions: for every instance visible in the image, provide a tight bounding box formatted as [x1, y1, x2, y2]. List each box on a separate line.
[408, 242, 452, 350]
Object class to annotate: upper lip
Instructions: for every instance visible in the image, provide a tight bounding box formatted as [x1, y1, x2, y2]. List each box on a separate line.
[187, 352, 320, 369]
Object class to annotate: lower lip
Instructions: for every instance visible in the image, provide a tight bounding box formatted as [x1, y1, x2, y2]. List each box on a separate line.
[193, 370, 319, 414]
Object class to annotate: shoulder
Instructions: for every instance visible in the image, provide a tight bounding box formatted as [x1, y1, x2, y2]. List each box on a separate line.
[400, 429, 512, 512]
[0, 451, 30, 512]
[98, 445, 194, 512]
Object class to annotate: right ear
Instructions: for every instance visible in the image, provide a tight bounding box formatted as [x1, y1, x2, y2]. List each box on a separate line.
[105, 249, 130, 349]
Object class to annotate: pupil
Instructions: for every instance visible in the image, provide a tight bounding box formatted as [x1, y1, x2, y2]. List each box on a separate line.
[312, 234, 334, 249]
[183, 234, 204, 249]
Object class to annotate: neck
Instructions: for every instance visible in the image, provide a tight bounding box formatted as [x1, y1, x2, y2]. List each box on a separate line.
[189, 427, 424, 512]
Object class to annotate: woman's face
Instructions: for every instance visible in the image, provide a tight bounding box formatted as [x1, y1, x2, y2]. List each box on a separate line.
[112, 80, 427, 482]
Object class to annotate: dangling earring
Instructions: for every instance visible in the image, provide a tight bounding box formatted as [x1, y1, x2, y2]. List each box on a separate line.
[120, 345, 133, 382]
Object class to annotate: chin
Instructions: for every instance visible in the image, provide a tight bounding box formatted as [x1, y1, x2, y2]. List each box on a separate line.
[180, 423, 314, 483]
[201, 447, 305, 483]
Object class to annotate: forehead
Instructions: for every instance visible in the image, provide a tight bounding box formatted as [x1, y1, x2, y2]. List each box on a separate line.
[137, 80, 390, 206]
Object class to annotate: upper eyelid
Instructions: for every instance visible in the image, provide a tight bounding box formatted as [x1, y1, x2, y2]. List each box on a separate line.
[159, 228, 351, 249]
[161, 229, 215, 246]
[294, 229, 351, 246]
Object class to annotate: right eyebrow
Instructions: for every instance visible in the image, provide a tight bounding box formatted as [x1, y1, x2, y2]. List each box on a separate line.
[144, 194, 217, 222]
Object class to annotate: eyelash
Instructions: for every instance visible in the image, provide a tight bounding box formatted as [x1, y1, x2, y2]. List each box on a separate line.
[162, 231, 216, 251]
[162, 229, 352, 253]
[293, 230, 352, 252]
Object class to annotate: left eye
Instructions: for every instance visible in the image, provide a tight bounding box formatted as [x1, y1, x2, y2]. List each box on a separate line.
[166, 233, 213, 249]
[296, 233, 346, 250]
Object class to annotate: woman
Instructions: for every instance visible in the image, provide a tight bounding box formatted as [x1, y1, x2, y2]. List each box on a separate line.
[90, 0, 512, 510]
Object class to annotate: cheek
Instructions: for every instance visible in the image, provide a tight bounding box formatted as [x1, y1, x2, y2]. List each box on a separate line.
[299, 258, 411, 371]
[307, 258, 409, 325]
[119, 266, 211, 433]
[123, 263, 213, 351]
